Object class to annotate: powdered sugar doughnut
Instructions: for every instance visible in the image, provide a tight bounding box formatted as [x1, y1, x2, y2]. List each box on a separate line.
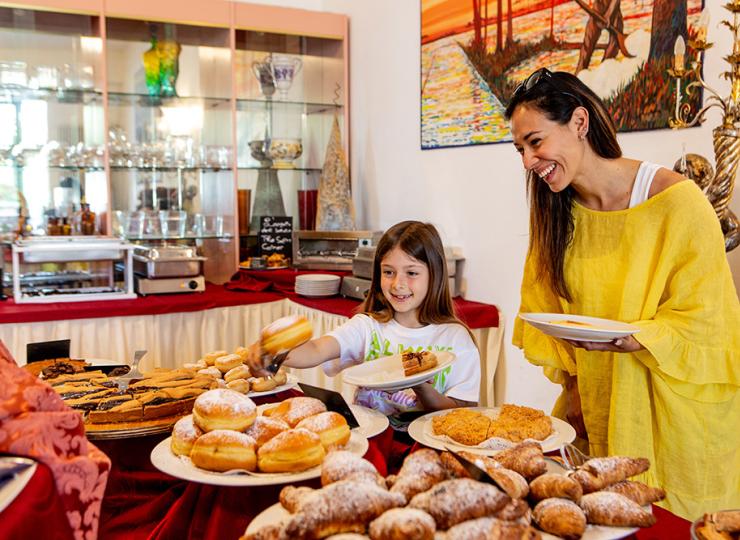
[296, 411, 350, 449]
[192, 388, 256, 432]
[264, 396, 327, 427]
[245, 415, 290, 446]
[170, 414, 203, 456]
[190, 429, 257, 472]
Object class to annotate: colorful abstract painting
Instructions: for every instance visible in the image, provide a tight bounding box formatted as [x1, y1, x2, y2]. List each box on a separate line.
[421, 0, 704, 149]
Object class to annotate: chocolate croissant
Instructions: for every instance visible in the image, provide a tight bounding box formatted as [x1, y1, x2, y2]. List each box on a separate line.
[579, 492, 656, 528]
[532, 498, 586, 540]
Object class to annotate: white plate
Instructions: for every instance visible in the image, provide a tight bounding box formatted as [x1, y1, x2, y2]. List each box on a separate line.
[342, 351, 456, 392]
[247, 372, 299, 398]
[0, 458, 37, 513]
[519, 313, 640, 343]
[349, 404, 389, 439]
[150, 430, 368, 486]
[408, 407, 576, 455]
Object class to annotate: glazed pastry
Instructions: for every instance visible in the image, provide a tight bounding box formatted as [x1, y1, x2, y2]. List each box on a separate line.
[257, 428, 326, 473]
[250, 376, 278, 393]
[216, 353, 243, 373]
[529, 473, 583, 503]
[204, 350, 228, 366]
[491, 441, 547, 480]
[170, 414, 203, 456]
[281, 480, 405, 539]
[578, 456, 650, 491]
[261, 315, 314, 356]
[532, 498, 586, 540]
[244, 415, 290, 447]
[280, 485, 316, 513]
[225, 364, 251, 383]
[296, 411, 351, 449]
[389, 449, 448, 501]
[271, 368, 288, 386]
[321, 450, 383, 487]
[401, 351, 438, 377]
[579, 492, 656, 527]
[439, 517, 541, 540]
[265, 396, 327, 427]
[368, 508, 436, 540]
[192, 388, 257, 432]
[492, 498, 530, 521]
[189, 429, 257, 472]
[602, 480, 666, 506]
[408, 478, 510, 529]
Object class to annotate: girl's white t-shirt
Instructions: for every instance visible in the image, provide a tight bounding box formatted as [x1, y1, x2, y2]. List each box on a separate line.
[324, 314, 481, 415]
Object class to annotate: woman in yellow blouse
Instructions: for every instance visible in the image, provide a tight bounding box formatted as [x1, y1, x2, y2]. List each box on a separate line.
[505, 68, 740, 520]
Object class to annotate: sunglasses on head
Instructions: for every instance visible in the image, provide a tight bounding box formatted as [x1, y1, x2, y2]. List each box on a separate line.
[511, 67, 581, 104]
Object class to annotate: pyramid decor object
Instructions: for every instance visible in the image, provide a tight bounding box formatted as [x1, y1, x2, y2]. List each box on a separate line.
[316, 116, 355, 231]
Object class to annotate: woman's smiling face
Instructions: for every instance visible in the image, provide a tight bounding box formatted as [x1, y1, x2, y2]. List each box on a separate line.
[510, 103, 586, 192]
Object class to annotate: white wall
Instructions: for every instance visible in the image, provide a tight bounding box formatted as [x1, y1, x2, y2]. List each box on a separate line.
[243, 0, 740, 411]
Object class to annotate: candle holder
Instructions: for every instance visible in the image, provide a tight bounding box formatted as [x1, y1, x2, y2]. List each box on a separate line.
[669, 7, 740, 251]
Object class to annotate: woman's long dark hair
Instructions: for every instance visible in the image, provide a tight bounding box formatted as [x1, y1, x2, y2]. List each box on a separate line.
[360, 221, 475, 342]
[504, 70, 622, 301]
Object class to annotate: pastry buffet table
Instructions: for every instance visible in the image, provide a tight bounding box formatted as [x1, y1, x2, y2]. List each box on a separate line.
[0, 269, 504, 406]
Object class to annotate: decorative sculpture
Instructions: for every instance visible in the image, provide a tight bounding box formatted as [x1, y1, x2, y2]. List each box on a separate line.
[316, 115, 355, 231]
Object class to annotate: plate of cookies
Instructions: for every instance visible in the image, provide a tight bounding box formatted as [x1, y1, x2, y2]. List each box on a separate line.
[150, 390, 369, 486]
[342, 351, 456, 392]
[408, 405, 576, 455]
[243, 445, 662, 540]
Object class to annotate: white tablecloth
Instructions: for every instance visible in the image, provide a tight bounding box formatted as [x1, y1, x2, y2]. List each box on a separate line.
[3, 298, 505, 406]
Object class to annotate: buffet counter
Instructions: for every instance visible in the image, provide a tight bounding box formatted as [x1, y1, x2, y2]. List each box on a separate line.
[0, 269, 504, 406]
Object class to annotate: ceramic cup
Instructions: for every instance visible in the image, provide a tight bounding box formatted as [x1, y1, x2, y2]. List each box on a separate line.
[270, 55, 302, 99]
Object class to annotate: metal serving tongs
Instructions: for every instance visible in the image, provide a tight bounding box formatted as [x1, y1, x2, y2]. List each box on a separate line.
[258, 315, 313, 375]
[114, 350, 147, 391]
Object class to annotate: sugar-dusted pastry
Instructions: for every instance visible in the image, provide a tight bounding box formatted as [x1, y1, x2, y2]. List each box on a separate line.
[491, 440, 547, 480]
[226, 378, 251, 394]
[281, 479, 405, 539]
[190, 429, 257, 472]
[192, 388, 257, 432]
[244, 415, 289, 447]
[389, 449, 448, 502]
[368, 507, 436, 540]
[580, 492, 656, 527]
[216, 353, 243, 373]
[529, 473, 583, 503]
[279, 485, 316, 513]
[204, 350, 228, 366]
[532, 498, 586, 540]
[602, 480, 666, 506]
[257, 428, 326, 473]
[225, 364, 251, 383]
[439, 451, 470, 479]
[198, 366, 222, 379]
[408, 478, 510, 529]
[492, 498, 530, 521]
[170, 414, 203, 457]
[488, 468, 529, 500]
[578, 456, 650, 491]
[439, 451, 527, 499]
[265, 396, 327, 427]
[439, 517, 541, 540]
[296, 411, 351, 449]
[321, 450, 383, 487]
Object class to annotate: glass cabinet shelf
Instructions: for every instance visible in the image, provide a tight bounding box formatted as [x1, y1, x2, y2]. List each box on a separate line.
[237, 166, 322, 172]
[124, 234, 234, 241]
[235, 98, 342, 115]
[0, 86, 102, 105]
[107, 92, 231, 110]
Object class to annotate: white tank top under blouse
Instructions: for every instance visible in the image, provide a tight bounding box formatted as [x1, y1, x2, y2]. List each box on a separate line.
[628, 161, 662, 208]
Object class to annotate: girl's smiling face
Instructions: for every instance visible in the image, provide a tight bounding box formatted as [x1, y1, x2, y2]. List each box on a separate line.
[380, 246, 430, 327]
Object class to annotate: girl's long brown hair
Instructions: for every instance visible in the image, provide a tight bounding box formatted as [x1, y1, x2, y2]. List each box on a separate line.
[360, 221, 475, 342]
[504, 70, 622, 301]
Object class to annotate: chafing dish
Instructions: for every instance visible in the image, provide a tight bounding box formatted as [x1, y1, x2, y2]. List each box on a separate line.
[133, 245, 206, 278]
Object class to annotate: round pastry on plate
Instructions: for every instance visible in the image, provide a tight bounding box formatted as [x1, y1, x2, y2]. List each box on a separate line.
[264, 396, 327, 427]
[225, 364, 250, 383]
[226, 378, 250, 394]
[257, 428, 326, 473]
[296, 411, 350, 449]
[260, 315, 313, 356]
[170, 414, 203, 457]
[192, 388, 257, 432]
[245, 415, 290, 447]
[190, 429, 257, 472]
[204, 350, 228, 366]
[215, 353, 243, 373]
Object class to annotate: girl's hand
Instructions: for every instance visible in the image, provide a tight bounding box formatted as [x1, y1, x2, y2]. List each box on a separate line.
[564, 376, 588, 440]
[564, 335, 643, 353]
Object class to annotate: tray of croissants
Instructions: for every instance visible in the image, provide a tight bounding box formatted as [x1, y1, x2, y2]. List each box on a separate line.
[149, 390, 369, 486]
[243, 441, 666, 540]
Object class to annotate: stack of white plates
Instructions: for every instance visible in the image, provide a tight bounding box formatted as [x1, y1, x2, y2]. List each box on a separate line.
[295, 274, 341, 297]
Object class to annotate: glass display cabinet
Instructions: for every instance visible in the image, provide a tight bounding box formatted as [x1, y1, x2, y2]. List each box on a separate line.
[0, 0, 349, 285]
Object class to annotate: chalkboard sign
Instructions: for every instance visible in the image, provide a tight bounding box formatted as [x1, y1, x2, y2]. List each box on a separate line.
[259, 216, 293, 257]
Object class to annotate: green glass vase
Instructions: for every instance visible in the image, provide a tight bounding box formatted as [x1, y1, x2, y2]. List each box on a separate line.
[157, 39, 181, 97]
[142, 38, 161, 97]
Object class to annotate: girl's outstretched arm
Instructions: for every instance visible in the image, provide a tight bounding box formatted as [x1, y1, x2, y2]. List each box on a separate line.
[247, 335, 341, 376]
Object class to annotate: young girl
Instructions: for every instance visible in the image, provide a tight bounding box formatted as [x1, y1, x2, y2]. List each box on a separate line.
[249, 220, 480, 430]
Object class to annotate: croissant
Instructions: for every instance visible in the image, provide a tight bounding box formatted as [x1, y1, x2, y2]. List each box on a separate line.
[706, 510, 740, 533]
[492, 498, 530, 522]
[408, 478, 510, 530]
[439, 517, 542, 540]
[321, 450, 384, 487]
[242, 523, 284, 540]
[282, 480, 405, 539]
[389, 449, 447, 502]
[568, 469, 602, 494]
[491, 441, 547, 480]
[367, 507, 436, 540]
[279, 485, 316, 513]
[529, 473, 583, 503]
[532, 498, 586, 540]
[579, 492, 656, 528]
[488, 468, 530, 500]
[439, 451, 470, 479]
[581, 456, 650, 488]
[602, 480, 666, 506]
[439, 452, 528, 499]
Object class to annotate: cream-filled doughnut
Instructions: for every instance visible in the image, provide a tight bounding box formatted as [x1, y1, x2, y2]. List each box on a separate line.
[204, 350, 228, 366]
[260, 315, 313, 355]
[198, 366, 222, 379]
[250, 376, 278, 393]
[257, 428, 326, 473]
[192, 388, 257, 432]
[296, 411, 351, 449]
[226, 378, 250, 394]
[190, 429, 257, 472]
[245, 415, 290, 447]
[215, 353, 243, 373]
[234, 346, 250, 361]
[271, 368, 288, 386]
[264, 396, 327, 427]
[170, 414, 203, 457]
[224, 364, 250, 383]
